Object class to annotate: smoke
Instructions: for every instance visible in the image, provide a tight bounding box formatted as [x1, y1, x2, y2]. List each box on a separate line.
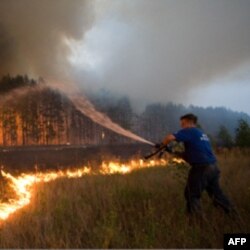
[71, 0, 250, 107]
[0, 0, 156, 145]
[0, 0, 250, 111]
[0, 0, 94, 79]
[0, 85, 45, 106]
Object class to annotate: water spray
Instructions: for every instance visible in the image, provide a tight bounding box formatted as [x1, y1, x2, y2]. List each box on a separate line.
[66, 92, 154, 145]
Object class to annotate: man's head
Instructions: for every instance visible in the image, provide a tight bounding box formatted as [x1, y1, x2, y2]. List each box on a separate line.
[180, 113, 198, 128]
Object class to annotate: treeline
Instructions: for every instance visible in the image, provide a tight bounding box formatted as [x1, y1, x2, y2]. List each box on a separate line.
[0, 75, 132, 146]
[90, 89, 250, 148]
[0, 75, 250, 147]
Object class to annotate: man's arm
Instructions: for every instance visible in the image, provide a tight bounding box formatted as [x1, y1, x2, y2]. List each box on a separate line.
[162, 134, 176, 145]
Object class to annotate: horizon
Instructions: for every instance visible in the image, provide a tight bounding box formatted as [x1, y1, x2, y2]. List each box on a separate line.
[1, 73, 250, 117]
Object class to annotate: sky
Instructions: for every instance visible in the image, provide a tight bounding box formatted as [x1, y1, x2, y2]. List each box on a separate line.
[0, 0, 250, 114]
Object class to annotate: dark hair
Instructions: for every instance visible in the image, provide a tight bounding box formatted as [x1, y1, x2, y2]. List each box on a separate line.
[180, 113, 198, 124]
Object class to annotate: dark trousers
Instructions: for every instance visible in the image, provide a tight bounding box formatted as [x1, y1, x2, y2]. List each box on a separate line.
[184, 163, 232, 215]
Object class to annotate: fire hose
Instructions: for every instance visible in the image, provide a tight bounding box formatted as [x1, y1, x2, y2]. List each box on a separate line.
[144, 144, 173, 160]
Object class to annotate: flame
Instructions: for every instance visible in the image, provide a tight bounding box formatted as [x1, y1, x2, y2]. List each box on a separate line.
[0, 158, 172, 221]
[172, 158, 186, 164]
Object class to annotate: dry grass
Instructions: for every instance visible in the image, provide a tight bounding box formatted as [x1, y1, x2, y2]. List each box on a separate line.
[0, 150, 249, 248]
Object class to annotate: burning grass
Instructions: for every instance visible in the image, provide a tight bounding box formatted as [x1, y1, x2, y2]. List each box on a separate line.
[0, 151, 249, 248]
[0, 158, 168, 220]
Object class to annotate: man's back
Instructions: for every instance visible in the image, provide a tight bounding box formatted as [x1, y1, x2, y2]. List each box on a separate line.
[173, 127, 216, 165]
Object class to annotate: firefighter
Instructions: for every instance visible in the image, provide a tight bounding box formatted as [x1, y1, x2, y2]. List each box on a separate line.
[158, 113, 234, 216]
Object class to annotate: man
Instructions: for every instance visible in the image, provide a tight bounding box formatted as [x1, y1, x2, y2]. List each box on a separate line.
[160, 113, 233, 216]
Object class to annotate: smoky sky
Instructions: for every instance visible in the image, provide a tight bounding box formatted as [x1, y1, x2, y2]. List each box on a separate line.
[74, 0, 250, 112]
[1, 0, 250, 113]
[0, 0, 94, 79]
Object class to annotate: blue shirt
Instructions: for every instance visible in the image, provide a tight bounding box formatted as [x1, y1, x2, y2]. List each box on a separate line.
[173, 127, 216, 165]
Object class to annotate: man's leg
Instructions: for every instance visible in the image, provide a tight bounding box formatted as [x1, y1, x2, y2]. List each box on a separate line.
[184, 167, 204, 215]
[206, 167, 233, 213]
[207, 167, 246, 233]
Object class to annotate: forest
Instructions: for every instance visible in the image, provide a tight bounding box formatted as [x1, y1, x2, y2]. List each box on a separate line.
[0, 75, 250, 147]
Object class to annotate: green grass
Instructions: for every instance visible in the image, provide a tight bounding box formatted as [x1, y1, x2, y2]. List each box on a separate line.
[0, 150, 249, 248]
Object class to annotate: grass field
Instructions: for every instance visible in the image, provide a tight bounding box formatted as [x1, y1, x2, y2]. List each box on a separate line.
[0, 149, 249, 248]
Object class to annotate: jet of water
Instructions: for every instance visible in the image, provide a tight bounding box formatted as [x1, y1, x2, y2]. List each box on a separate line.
[68, 92, 154, 145]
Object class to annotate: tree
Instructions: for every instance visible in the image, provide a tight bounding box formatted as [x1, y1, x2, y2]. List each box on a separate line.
[217, 125, 233, 148]
[235, 119, 250, 147]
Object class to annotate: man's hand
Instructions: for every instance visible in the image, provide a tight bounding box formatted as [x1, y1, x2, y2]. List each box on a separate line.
[163, 134, 176, 145]
[154, 143, 164, 149]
